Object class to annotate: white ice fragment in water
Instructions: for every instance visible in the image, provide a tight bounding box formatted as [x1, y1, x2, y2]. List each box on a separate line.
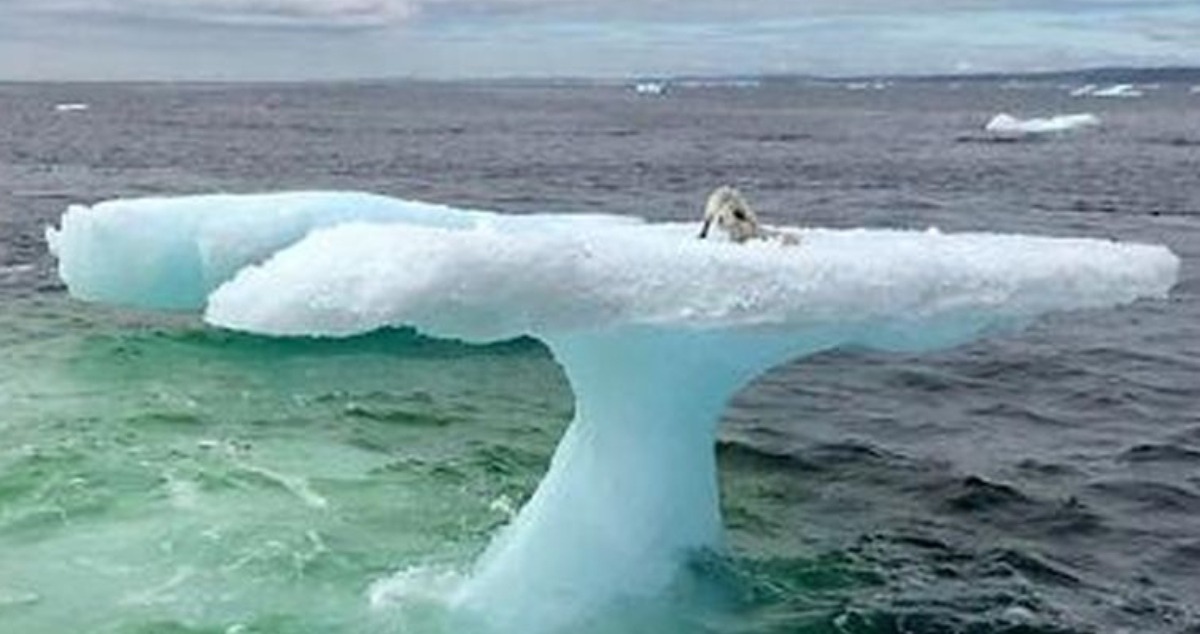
[984, 113, 1100, 139]
[1091, 84, 1144, 98]
[54, 103, 89, 112]
[488, 495, 517, 520]
[633, 80, 668, 95]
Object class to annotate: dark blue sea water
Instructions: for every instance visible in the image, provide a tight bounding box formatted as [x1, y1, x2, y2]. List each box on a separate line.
[1, 78, 1198, 633]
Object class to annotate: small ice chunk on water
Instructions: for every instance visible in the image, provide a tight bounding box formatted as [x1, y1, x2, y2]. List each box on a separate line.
[985, 113, 1100, 138]
[1091, 84, 1143, 98]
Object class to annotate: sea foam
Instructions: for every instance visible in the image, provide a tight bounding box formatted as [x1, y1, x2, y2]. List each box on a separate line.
[46, 192, 1179, 632]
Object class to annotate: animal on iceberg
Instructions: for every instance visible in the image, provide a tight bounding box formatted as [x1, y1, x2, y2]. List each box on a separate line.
[698, 185, 799, 244]
[44, 191, 1180, 633]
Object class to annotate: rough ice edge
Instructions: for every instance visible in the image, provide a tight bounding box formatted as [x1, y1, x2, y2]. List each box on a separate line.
[44, 191, 640, 310]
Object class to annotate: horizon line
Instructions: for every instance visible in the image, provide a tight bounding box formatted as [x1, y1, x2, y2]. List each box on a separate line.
[3, 64, 1200, 86]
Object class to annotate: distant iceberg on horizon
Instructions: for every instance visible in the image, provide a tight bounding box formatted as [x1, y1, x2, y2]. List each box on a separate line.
[1072, 83, 1145, 98]
[984, 112, 1100, 139]
[46, 191, 1180, 632]
[632, 80, 668, 95]
[1092, 83, 1145, 98]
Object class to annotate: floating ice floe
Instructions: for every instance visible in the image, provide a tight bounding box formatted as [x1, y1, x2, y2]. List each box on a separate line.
[984, 112, 1101, 139]
[844, 80, 889, 91]
[1090, 84, 1144, 98]
[632, 81, 668, 95]
[53, 103, 89, 112]
[46, 191, 1180, 632]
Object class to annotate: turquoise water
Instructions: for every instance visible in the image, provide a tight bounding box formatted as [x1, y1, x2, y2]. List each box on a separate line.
[0, 297, 889, 634]
[1, 295, 577, 633]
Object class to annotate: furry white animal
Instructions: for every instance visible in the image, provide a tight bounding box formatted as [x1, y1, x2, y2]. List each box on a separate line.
[698, 186, 799, 245]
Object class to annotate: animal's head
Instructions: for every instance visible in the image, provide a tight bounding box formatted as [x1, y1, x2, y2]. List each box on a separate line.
[699, 186, 760, 242]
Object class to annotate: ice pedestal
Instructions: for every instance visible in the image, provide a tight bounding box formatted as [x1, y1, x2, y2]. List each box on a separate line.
[452, 317, 1034, 631]
[455, 329, 787, 629]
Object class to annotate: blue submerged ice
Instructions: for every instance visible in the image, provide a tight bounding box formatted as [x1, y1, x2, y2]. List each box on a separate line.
[47, 191, 1179, 632]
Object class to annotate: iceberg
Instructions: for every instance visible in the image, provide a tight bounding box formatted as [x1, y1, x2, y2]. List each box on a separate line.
[633, 80, 669, 95]
[1069, 84, 1097, 97]
[984, 113, 1100, 139]
[844, 80, 889, 91]
[1090, 84, 1144, 98]
[46, 192, 1179, 632]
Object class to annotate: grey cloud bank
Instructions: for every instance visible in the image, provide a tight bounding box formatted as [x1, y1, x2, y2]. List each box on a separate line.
[2, 0, 1198, 80]
[11, 0, 414, 28]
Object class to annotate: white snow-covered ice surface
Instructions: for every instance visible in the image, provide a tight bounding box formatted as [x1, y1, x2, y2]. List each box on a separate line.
[47, 191, 1179, 632]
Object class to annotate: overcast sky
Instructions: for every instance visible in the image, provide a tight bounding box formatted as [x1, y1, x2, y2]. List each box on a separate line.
[2, 0, 1198, 80]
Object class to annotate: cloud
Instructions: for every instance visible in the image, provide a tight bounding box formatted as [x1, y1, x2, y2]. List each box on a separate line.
[1, 0, 1131, 30]
[10, 0, 611, 29]
[11, 0, 1200, 33]
[1, 0, 1197, 79]
[22, 0, 417, 29]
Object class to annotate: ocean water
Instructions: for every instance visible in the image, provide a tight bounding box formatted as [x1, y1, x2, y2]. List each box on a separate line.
[2, 78, 1199, 633]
